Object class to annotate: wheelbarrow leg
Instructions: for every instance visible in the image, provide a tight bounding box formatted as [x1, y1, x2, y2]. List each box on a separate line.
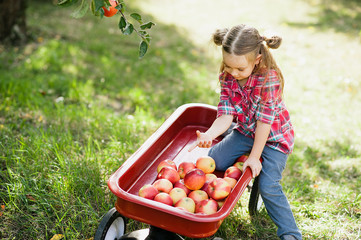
[248, 176, 264, 216]
[119, 226, 184, 240]
[146, 226, 184, 240]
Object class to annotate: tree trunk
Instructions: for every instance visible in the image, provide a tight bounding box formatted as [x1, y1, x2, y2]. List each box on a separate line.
[0, 0, 27, 45]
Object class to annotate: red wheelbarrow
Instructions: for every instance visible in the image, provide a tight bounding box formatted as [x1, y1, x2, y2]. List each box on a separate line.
[94, 103, 263, 240]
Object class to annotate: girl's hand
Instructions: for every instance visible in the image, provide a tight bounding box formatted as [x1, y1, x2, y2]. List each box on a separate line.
[242, 156, 262, 178]
[188, 130, 213, 152]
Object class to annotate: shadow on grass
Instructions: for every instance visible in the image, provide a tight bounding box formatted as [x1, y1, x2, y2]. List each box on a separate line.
[287, 0, 361, 36]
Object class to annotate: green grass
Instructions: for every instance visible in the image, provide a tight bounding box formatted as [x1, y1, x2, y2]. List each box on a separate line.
[1, 0, 361, 239]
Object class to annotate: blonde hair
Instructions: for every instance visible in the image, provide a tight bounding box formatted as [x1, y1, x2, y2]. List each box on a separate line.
[213, 24, 284, 95]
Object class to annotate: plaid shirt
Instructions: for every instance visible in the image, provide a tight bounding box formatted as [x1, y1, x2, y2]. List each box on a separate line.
[217, 70, 294, 154]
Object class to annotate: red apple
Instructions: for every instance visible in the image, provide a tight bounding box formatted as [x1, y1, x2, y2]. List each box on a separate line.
[157, 159, 177, 173]
[174, 197, 196, 213]
[154, 192, 173, 206]
[224, 166, 242, 180]
[157, 166, 180, 184]
[233, 161, 244, 170]
[196, 156, 216, 174]
[195, 199, 218, 214]
[223, 176, 237, 188]
[201, 173, 218, 191]
[184, 168, 206, 190]
[207, 178, 232, 200]
[152, 179, 173, 193]
[188, 190, 208, 205]
[174, 179, 191, 195]
[205, 173, 217, 182]
[236, 154, 249, 163]
[177, 162, 196, 179]
[138, 184, 158, 200]
[102, 0, 118, 17]
[169, 187, 187, 205]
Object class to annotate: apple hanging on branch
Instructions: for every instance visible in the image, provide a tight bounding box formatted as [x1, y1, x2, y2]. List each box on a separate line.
[57, 0, 155, 58]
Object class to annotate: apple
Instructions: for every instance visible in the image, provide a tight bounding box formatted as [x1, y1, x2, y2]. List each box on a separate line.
[174, 197, 196, 213]
[138, 184, 158, 200]
[201, 173, 218, 191]
[236, 154, 249, 163]
[233, 161, 244, 170]
[152, 179, 173, 193]
[195, 199, 218, 214]
[154, 192, 173, 206]
[205, 173, 217, 182]
[188, 190, 208, 205]
[201, 181, 210, 192]
[102, 0, 118, 17]
[224, 166, 242, 180]
[169, 187, 187, 205]
[177, 162, 196, 179]
[174, 179, 191, 195]
[184, 168, 206, 190]
[207, 178, 232, 200]
[157, 166, 180, 184]
[157, 159, 177, 173]
[196, 156, 216, 174]
[223, 176, 237, 188]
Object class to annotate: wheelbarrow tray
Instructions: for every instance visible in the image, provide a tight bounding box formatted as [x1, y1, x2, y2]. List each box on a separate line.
[108, 103, 254, 238]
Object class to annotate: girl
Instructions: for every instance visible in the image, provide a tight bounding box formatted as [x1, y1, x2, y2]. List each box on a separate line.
[189, 25, 302, 240]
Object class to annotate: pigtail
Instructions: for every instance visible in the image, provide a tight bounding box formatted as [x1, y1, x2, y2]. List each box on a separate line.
[213, 28, 229, 46]
[264, 36, 282, 49]
[258, 36, 284, 101]
[213, 28, 229, 74]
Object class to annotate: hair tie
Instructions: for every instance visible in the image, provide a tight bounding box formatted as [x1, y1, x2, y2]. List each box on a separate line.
[258, 36, 266, 45]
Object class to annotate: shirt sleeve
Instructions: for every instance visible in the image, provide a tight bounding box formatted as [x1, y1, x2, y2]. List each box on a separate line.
[217, 73, 237, 118]
[255, 70, 281, 124]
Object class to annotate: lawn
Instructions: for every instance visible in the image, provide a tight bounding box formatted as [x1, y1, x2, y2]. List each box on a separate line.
[0, 0, 360, 239]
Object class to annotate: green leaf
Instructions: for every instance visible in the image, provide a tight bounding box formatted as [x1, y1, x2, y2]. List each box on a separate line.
[70, 0, 89, 18]
[140, 21, 155, 30]
[115, 4, 123, 11]
[139, 41, 148, 58]
[90, 0, 100, 16]
[93, 0, 104, 11]
[130, 13, 142, 23]
[123, 24, 134, 35]
[118, 16, 126, 30]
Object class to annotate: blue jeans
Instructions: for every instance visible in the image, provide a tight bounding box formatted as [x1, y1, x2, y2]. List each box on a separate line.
[208, 130, 302, 240]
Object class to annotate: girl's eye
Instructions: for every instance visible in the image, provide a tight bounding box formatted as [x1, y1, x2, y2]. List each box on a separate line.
[238, 68, 244, 71]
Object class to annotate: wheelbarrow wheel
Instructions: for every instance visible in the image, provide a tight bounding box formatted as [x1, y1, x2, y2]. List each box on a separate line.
[248, 176, 264, 216]
[94, 207, 127, 240]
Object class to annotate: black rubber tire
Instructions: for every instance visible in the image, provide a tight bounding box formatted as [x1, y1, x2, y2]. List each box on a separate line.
[94, 207, 127, 240]
[248, 176, 264, 216]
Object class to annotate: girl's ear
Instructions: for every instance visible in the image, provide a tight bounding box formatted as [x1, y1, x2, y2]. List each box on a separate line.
[255, 54, 262, 65]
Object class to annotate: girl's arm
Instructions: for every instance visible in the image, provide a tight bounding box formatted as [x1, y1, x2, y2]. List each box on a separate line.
[188, 114, 233, 152]
[242, 120, 271, 178]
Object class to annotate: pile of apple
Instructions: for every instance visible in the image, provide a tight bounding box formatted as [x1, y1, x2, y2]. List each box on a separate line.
[138, 156, 245, 215]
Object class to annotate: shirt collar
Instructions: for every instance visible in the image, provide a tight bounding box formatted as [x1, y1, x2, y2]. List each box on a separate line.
[227, 73, 258, 91]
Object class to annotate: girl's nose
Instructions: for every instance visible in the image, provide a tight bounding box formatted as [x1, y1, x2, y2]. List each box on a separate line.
[230, 69, 238, 76]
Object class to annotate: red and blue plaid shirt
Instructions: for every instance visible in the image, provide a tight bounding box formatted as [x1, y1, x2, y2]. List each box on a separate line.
[217, 70, 294, 154]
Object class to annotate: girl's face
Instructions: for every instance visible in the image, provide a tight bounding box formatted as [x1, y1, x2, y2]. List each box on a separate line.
[222, 50, 261, 81]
